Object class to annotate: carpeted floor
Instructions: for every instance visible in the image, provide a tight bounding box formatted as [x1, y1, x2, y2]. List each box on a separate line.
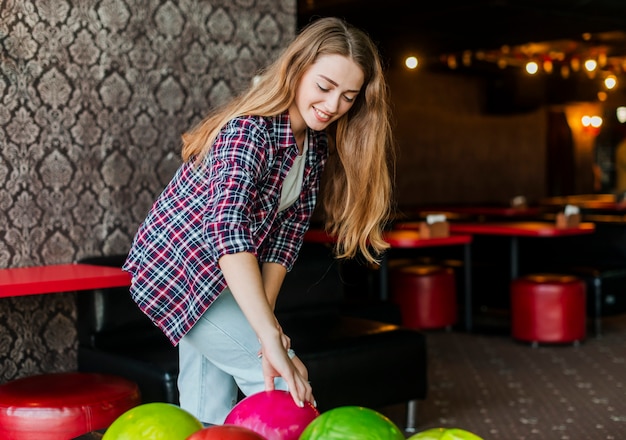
[379, 314, 626, 440]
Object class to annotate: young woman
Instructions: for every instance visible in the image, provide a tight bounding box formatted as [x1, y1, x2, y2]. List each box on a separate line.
[123, 16, 394, 424]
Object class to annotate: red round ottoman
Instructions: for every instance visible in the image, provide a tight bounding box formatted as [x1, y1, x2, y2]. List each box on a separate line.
[0, 372, 141, 440]
[390, 264, 457, 329]
[511, 274, 586, 345]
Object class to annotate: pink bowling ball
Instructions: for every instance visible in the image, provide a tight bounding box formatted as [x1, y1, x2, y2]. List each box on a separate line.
[224, 390, 319, 440]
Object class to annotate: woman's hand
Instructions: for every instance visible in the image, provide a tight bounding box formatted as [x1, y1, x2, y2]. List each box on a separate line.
[290, 354, 309, 382]
[259, 335, 314, 408]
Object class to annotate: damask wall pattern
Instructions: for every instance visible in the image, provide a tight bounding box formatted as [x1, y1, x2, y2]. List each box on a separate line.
[0, 0, 296, 382]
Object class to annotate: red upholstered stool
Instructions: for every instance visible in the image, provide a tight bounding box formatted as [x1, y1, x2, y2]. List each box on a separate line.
[0, 372, 141, 440]
[511, 274, 586, 345]
[390, 264, 457, 329]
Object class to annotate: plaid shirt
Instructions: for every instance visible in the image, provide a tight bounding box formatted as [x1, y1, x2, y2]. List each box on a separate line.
[123, 113, 328, 345]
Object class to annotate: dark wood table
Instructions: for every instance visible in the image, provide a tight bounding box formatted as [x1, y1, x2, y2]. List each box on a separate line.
[0, 263, 131, 298]
[304, 229, 475, 331]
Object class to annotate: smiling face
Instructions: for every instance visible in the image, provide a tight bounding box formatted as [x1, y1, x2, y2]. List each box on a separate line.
[289, 54, 364, 137]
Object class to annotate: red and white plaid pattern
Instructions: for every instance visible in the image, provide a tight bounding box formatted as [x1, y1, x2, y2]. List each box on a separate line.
[123, 113, 328, 345]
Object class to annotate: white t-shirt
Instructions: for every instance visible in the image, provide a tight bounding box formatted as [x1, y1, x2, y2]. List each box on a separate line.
[278, 134, 308, 212]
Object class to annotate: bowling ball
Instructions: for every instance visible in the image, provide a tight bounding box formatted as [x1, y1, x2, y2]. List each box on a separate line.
[299, 406, 405, 440]
[408, 427, 484, 440]
[224, 390, 319, 440]
[187, 425, 265, 440]
[102, 402, 203, 440]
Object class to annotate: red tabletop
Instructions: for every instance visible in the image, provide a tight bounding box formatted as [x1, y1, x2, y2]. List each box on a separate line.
[383, 230, 472, 247]
[578, 201, 626, 211]
[304, 229, 472, 248]
[423, 206, 541, 217]
[303, 228, 337, 244]
[0, 263, 131, 298]
[447, 221, 595, 237]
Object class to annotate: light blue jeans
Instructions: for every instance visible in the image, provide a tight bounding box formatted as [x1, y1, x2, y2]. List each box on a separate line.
[178, 289, 288, 424]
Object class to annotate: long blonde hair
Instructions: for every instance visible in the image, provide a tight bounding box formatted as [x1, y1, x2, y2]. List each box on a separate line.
[181, 17, 394, 263]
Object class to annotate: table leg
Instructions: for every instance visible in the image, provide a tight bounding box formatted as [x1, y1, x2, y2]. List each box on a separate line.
[510, 236, 519, 280]
[463, 242, 473, 332]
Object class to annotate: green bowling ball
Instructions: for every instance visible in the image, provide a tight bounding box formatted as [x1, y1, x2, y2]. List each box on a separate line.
[408, 427, 484, 440]
[299, 406, 405, 440]
[102, 402, 203, 440]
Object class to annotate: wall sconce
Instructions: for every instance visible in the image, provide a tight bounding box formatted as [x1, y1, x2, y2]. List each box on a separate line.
[581, 115, 603, 135]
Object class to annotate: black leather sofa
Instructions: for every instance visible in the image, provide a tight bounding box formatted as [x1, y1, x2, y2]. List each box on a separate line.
[76, 243, 427, 430]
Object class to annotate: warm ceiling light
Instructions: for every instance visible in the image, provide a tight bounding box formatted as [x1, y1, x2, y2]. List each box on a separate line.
[447, 55, 458, 69]
[543, 59, 553, 74]
[405, 56, 419, 69]
[584, 59, 597, 72]
[617, 107, 626, 123]
[462, 51, 472, 66]
[525, 61, 539, 74]
[604, 75, 617, 89]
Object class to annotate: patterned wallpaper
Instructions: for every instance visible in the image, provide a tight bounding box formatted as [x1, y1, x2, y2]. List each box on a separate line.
[0, 0, 296, 382]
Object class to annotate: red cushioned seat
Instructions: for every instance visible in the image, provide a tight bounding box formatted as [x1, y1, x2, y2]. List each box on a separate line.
[390, 265, 457, 329]
[511, 273, 586, 344]
[0, 372, 141, 440]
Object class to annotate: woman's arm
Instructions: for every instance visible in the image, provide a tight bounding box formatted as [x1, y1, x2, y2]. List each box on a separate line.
[219, 252, 313, 407]
[261, 262, 287, 309]
[262, 261, 310, 380]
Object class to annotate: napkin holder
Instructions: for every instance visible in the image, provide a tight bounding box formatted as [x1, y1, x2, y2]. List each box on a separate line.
[419, 214, 449, 238]
[556, 204, 581, 228]
[510, 195, 528, 209]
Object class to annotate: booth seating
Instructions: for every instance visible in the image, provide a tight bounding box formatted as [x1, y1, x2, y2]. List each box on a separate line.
[76, 245, 427, 431]
[0, 372, 140, 440]
[511, 274, 586, 345]
[389, 264, 457, 330]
